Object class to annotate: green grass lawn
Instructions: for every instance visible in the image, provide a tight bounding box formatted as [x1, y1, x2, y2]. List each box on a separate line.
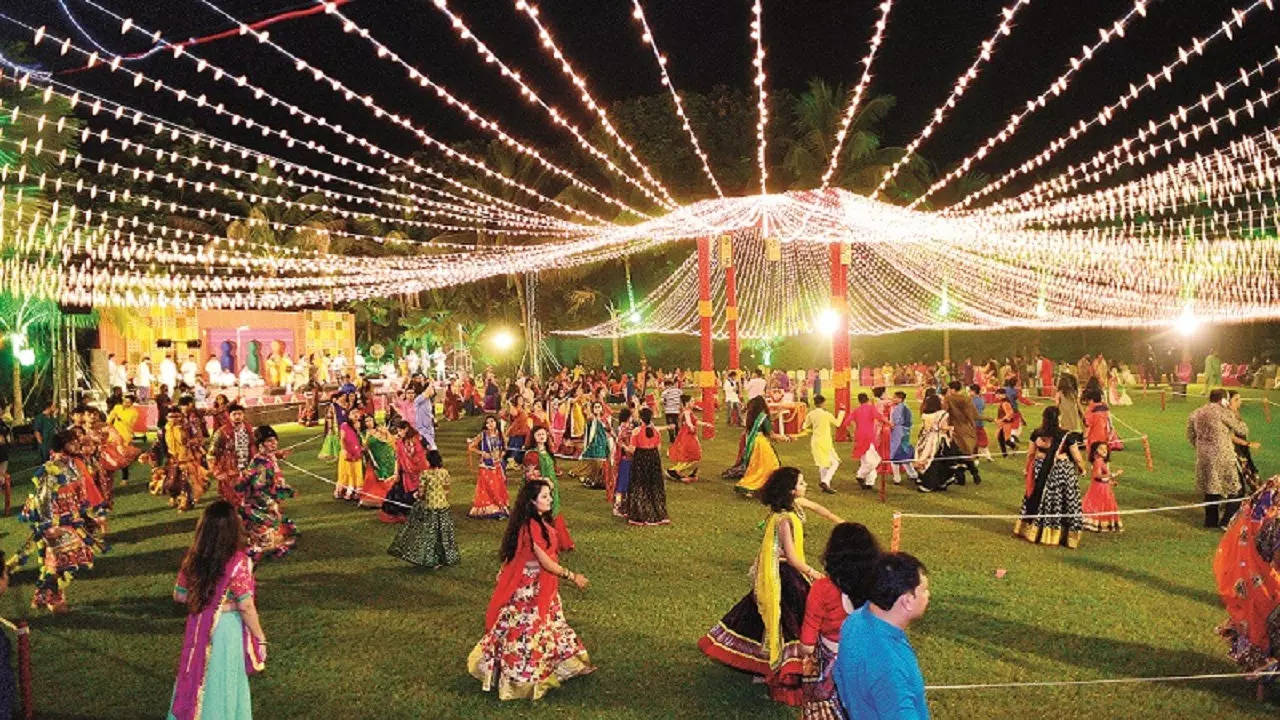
[9, 387, 1280, 719]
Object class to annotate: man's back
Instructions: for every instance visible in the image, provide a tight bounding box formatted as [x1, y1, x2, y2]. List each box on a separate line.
[835, 606, 929, 719]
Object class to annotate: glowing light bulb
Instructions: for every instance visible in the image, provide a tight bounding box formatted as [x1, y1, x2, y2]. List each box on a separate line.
[491, 329, 516, 351]
[816, 307, 841, 335]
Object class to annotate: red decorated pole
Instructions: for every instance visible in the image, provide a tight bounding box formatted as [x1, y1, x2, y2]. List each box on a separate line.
[722, 234, 740, 372]
[831, 242, 852, 441]
[698, 235, 716, 439]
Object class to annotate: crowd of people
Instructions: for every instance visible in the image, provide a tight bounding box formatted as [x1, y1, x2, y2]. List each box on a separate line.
[12, 342, 1280, 719]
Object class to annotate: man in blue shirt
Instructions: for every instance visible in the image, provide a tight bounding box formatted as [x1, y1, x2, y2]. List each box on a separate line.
[834, 552, 931, 719]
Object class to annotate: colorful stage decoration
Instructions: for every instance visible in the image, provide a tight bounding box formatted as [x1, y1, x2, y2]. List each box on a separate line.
[0, 0, 1276, 344]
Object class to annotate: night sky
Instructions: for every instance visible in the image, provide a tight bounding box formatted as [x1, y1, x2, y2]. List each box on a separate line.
[4, 0, 1277, 203]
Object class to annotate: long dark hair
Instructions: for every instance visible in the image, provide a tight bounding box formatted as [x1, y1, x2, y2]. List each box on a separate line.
[499, 480, 552, 563]
[179, 501, 246, 614]
[525, 425, 551, 452]
[1039, 405, 1062, 435]
[743, 395, 769, 429]
[823, 522, 881, 607]
[639, 406, 655, 439]
[760, 466, 802, 512]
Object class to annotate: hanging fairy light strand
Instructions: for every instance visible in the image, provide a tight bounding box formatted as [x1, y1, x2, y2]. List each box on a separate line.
[952, 0, 1274, 211]
[871, 0, 1032, 198]
[909, 0, 1154, 209]
[67, 0, 623, 223]
[751, 0, 768, 194]
[512, 0, 679, 208]
[629, 0, 723, 197]
[402, 0, 676, 211]
[820, 0, 896, 190]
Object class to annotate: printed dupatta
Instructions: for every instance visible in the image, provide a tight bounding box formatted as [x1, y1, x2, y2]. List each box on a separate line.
[484, 519, 560, 631]
[170, 551, 265, 720]
[754, 511, 804, 669]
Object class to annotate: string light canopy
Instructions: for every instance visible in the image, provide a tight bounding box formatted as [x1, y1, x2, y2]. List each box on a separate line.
[0, 0, 1276, 339]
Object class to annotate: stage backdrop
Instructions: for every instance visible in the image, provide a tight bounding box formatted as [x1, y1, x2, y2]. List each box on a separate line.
[99, 308, 355, 377]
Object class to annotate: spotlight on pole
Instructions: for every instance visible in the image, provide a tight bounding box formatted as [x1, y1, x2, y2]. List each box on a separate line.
[629, 310, 642, 324]
[1175, 303, 1199, 338]
[491, 329, 516, 352]
[816, 307, 840, 335]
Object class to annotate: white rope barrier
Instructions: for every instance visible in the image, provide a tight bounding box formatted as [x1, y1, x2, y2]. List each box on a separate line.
[927, 669, 1280, 691]
[883, 433, 1148, 466]
[281, 458, 416, 510]
[895, 497, 1236, 521]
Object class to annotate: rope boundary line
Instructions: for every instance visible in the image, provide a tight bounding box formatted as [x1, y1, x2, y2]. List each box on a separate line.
[927, 669, 1280, 690]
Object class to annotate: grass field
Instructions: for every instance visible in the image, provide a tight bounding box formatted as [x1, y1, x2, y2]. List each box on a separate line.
[9, 387, 1280, 719]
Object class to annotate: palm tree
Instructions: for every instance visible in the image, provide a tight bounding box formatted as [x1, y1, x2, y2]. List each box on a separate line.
[781, 78, 932, 199]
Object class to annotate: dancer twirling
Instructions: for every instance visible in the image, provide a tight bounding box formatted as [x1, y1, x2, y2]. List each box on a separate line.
[234, 426, 297, 560]
[523, 426, 574, 551]
[467, 480, 594, 701]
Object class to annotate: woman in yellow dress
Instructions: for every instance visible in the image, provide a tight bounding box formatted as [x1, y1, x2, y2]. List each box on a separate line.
[736, 396, 791, 495]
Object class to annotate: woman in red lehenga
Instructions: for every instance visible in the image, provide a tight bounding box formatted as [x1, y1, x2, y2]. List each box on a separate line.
[667, 394, 707, 483]
[1216, 474, 1280, 678]
[467, 480, 594, 701]
[444, 382, 462, 422]
[467, 416, 510, 520]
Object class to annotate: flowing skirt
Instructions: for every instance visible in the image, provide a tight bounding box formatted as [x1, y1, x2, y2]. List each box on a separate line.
[469, 466, 510, 519]
[467, 562, 592, 701]
[1081, 479, 1123, 532]
[358, 467, 392, 508]
[801, 639, 846, 720]
[698, 563, 811, 706]
[388, 504, 460, 567]
[380, 481, 415, 523]
[166, 611, 252, 720]
[1215, 479, 1280, 677]
[240, 499, 297, 560]
[621, 448, 669, 525]
[336, 458, 364, 496]
[1013, 458, 1083, 548]
[317, 431, 338, 461]
[615, 457, 633, 495]
[735, 437, 779, 493]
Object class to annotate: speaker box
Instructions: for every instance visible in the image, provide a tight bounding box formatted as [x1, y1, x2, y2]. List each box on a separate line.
[155, 339, 173, 348]
[186, 339, 202, 349]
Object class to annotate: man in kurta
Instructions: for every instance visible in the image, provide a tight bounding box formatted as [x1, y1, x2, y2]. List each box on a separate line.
[207, 403, 256, 503]
[413, 382, 438, 450]
[800, 395, 845, 493]
[889, 391, 919, 486]
[850, 393, 883, 490]
[1187, 389, 1248, 527]
[943, 381, 981, 485]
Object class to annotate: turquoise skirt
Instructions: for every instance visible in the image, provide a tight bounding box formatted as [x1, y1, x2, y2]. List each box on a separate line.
[168, 610, 253, 720]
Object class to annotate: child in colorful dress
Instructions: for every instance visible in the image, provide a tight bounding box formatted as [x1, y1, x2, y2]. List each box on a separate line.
[549, 397, 569, 453]
[389, 450, 461, 568]
[335, 409, 365, 501]
[1081, 441, 1123, 533]
[468, 416, 510, 520]
[467, 480, 593, 700]
[799, 523, 880, 720]
[995, 388, 1023, 457]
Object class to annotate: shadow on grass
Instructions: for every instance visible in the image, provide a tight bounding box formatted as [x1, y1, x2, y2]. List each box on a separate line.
[34, 622, 172, 684]
[105, 517, 198, 546]
[1062, 554, 1219, 606]
[930, 604, 1239, 699]
[30, 593, 179, 636]
[92, 546, 187, 579]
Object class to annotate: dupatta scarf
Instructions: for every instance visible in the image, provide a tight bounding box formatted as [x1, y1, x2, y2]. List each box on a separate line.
[484, 518, 560, 630]
[170, 550, 266, 720]
[537, 450, 563, 517]
[1022, 428, 1069, 515]
[742, 411, 771, 467]
[755, 510, 804, 669]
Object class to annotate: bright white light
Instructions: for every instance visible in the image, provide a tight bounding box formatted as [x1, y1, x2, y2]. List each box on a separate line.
[629, 311, 642, 324]
[816, 307, 840, 335]
[491, 329, 516, 351]
[1175, 302, 1199, 337]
